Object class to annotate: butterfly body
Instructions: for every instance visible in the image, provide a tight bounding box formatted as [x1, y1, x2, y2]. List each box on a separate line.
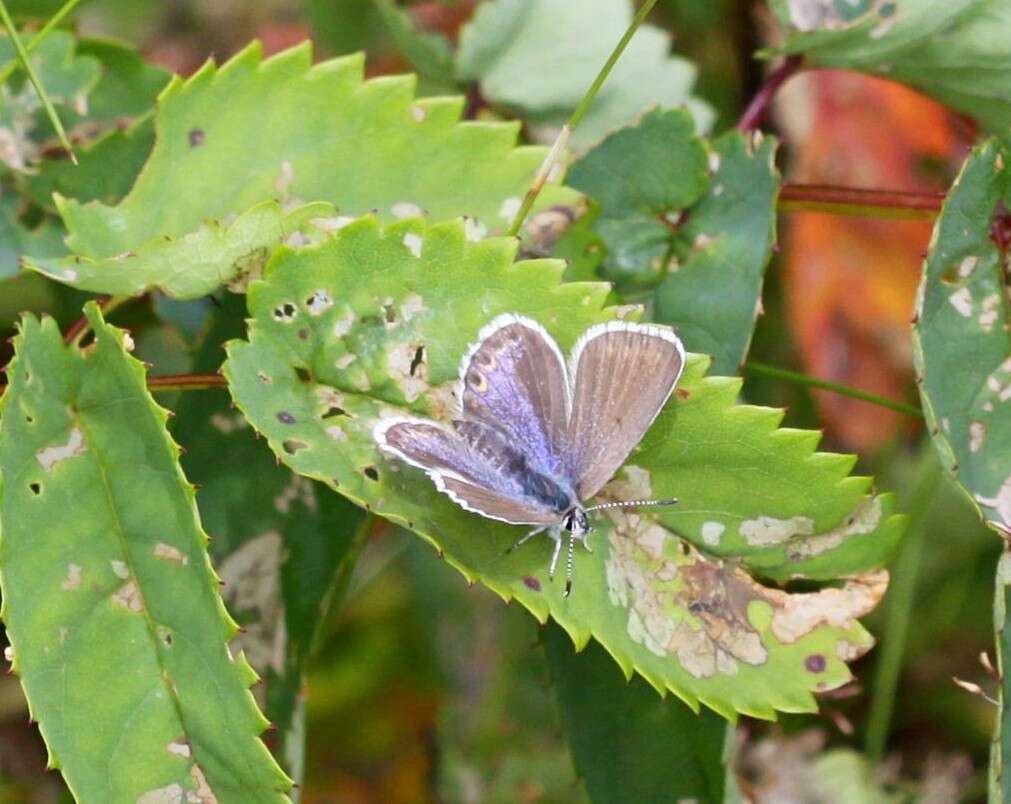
[374, 313, 685, 593]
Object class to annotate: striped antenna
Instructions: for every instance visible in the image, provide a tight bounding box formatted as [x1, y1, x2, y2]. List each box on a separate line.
[584, 498, 678, 513]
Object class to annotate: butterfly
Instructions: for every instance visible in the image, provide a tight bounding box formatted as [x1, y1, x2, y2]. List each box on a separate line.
[373, 314, 685, 595]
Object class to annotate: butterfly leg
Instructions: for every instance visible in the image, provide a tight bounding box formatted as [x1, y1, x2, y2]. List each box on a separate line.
[548, 529, 564, 579]
[505, 526, 546, 555]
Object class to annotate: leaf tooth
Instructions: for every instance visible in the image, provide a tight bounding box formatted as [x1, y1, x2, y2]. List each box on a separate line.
[306, 51, 364, 83]
[256, 39, 312, 79]
[412, 95, 465, 125]
[216, 39, 263, 81]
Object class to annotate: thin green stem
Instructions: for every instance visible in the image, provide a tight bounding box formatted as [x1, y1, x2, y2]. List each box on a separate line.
[507, 0, 659, 237]
[864, 446, 941, 762]
[0, 0, 85, 86]
[0, 0, 76, 163]
[743, 360, 923, 419]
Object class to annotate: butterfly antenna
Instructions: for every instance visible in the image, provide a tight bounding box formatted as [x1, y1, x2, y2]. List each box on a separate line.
[584, 498, 678, 512]
[564, 532, 575, 598]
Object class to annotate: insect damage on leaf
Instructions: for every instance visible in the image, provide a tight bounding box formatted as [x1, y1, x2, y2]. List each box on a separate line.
[602, 498, 884, 682]
[35, 427, 88, 471]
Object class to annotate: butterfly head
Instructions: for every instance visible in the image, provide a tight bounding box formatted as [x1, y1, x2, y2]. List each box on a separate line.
[561, 507, 590, 537]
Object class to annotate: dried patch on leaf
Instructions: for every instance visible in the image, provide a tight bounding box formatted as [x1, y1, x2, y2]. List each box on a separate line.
[217, 531, 286, 677]
[604, 504, 886, 679]
[272, 473, 318, 514]
[113, 580, 144, 613]
[787, 497, 882, 560]
[61, 563, 83, 591]
[977, 476, 1011, 527]
[36, 427, 87, 472]
[154, 543, 189, 564]
[764, 571, 887, 644]
[388, 341, 429, 402]
[740, 515, 815, 547]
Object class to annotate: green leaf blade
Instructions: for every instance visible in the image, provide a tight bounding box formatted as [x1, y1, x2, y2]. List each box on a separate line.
[456, 0, 713, 148]
[543, 621, 726, 804]
[654, 129, 780, 375]
[32, 41, 575, 298]
[913, 140, 1011, 533]
[0, 306, 290, 802]
[224, 218, 900, 718]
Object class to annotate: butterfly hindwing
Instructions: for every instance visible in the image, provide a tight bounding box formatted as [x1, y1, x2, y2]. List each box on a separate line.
[375, 417, 561, 526]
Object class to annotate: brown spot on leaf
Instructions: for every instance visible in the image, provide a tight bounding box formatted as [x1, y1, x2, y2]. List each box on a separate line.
[188, 128, 205, 147]
[523, 576, 541, 591]
[805, 653, 826, 673]
[277, 411, 296, 424]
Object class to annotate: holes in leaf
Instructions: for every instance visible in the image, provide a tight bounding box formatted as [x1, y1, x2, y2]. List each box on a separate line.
[282, 439, 308, 454]
[273, 303, 298, 323]
[28, 482, 41, 496]
[157, 626, 174, 647]
[305, 290, 333, 316]
[382, 304, 397, 325]
[363, 466, 379, 482]
[24, 414, 34, 424]
[410, 345, 425, 377]
[321, 405, 347, 420]
[277, 411, 296, 425]
[294, 366, 312, 383]
[258, 371, 272, 384]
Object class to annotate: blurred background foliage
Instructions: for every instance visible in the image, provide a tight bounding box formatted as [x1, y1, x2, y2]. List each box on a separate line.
[0, 1, 998, 802]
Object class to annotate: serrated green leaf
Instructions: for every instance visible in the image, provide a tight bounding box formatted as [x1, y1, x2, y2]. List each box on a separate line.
[654, 129, 780, 375]
[223, 217, 900, 718]
[0, 28, 100, 171]
[566, 110, 781, 375]
[912, 141, 1011, 534]
[0, 305, 290, 803]
[0, 194, 65, 279]
[172, 293, 366, 779]
[29, 41, 574, 298]
[566, 108, 710, 290]
[771, 0, 1011, 132]
[456, 0, 713, 149]
[31, 198, 333, 298]
[543, 621, 725, 803]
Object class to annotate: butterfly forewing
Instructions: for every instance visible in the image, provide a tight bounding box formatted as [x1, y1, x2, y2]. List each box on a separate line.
[567, 322, 685, 500]
[375, 418, 561, 526]
[460, 315, 570, 479]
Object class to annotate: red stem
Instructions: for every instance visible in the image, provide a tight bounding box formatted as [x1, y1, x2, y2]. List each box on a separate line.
[780, 183, 944, 220]
[738, 54, 804, 132]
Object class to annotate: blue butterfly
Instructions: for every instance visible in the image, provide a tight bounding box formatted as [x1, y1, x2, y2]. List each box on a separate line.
[375, 314, 685, 595]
